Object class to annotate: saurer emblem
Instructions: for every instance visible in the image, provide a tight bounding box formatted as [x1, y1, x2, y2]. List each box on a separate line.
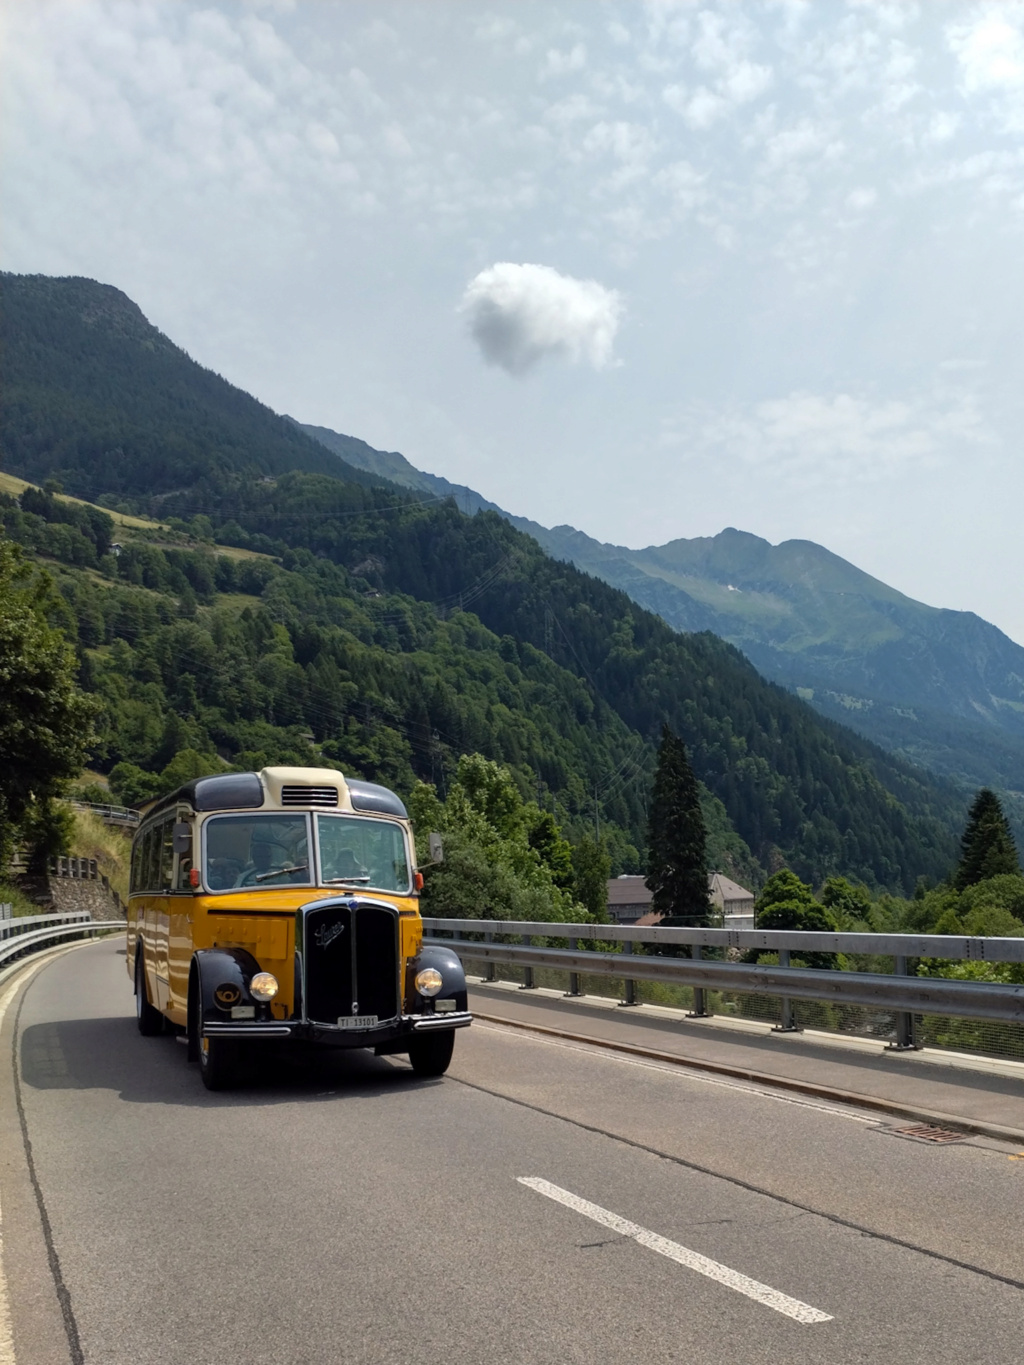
[315, 920, 346, 949]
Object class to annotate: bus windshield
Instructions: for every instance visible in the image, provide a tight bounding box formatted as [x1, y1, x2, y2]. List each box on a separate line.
[317, 815, 410, 893]
[204, 814, 312, 891]
[202, 812, 411, 894]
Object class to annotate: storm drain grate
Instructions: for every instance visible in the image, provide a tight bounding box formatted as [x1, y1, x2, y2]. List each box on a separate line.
[891, 1124, 967, 1144]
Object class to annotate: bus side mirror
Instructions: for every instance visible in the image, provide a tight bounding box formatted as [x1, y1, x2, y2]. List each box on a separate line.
[172, 822, 192, 855]
[428, 833, 444, 865]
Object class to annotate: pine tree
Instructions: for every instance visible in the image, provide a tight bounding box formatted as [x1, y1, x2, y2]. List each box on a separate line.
[645, 725, 711, 922]
[954, 789, 1020, 890]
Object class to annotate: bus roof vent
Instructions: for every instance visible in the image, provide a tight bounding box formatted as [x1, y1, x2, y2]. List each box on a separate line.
[281, 785, 339, 808]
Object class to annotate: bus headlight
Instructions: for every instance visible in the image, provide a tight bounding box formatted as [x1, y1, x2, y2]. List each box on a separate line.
[250, 972, 279, 1002]
[415, 967, 443, 997]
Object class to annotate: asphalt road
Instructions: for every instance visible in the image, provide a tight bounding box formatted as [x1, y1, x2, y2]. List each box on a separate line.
[3, 939, 1024, 1365]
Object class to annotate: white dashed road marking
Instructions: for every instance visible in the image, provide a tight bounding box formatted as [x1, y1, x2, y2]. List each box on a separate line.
[519, 1176, 833, 1325]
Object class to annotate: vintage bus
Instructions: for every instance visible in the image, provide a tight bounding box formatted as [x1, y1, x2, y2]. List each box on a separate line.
[127, 766, 469, 1090]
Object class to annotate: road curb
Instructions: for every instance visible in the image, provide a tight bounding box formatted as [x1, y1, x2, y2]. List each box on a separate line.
[472, 1010, 1024, 1148]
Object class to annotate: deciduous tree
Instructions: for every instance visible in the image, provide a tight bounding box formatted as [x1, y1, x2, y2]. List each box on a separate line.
[0, 543, 95, 864]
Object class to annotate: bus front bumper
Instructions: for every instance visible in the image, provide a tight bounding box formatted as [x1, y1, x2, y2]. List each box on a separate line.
[201, 1011, 473, 1044]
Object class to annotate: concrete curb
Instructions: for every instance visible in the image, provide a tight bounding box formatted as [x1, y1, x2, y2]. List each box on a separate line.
[473, 1010, 1024, 1148]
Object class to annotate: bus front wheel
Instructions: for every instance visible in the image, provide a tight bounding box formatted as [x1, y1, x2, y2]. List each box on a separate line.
[408, 1030, 455, 1077]
[135, 953, 163, 1037]
[198, 1035, 237, 1091]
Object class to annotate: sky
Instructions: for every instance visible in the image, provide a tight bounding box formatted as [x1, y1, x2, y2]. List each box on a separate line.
[3, 1, 1024, 642]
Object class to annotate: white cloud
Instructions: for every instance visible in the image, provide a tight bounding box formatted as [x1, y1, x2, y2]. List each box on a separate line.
[846, 186, 877, 211]
[459, 262, 623, 375]
[541, 43, 586, 78]
[949, 10, 1024, 92]
[653, 159, 709, 215]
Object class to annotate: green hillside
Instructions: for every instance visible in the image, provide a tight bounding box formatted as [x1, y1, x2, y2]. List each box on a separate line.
[0, 273, 383, 499]
[0, 272, 967, 892]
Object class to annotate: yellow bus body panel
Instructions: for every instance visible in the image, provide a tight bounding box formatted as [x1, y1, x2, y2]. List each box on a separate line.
[129, 888, 423, 1028]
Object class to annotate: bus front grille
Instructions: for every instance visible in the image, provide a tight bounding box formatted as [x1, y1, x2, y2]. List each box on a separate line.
[301, 900, 399, 1027]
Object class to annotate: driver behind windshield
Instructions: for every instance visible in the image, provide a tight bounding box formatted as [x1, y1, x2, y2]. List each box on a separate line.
[236, 830, 308, 886]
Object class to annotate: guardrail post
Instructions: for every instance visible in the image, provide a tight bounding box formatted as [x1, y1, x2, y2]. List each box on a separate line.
[564, 936, 582, 997]
[686, 944, 710, 1018]
[888, 956, 919, 1050]
[620, 938, 639, 1006]
[483, 931, 497, 982]
[520, 935, 535, 990]
[772, 949, 801, 1032]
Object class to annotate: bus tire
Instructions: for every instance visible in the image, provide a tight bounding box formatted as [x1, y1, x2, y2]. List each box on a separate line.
[198, 1035, 237, 1091]
[408, 1030, 455, 1077]
[135, 952, 163, 1037]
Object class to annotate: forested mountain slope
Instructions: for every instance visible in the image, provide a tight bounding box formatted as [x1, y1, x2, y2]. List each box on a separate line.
[297, 421, 1024, 812]
[0, 273, 383, 498]
[0, 272, 966, 891]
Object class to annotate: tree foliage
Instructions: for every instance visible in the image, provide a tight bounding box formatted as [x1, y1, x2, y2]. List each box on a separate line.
[0, 271, 976, 894]
[954, 789, 1019, 889]
[572, 835, 611, 922]
[0, 542, 95, 863]
[750, 869, 838, 968]
[408, 754, 585, 922]
[646, 725, 711, 923]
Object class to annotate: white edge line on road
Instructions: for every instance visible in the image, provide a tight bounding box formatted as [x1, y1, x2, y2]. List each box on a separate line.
[518, 1176, 833, 1325]
[0, 943, 91, 1365]
[476, 1021, 876, 1126]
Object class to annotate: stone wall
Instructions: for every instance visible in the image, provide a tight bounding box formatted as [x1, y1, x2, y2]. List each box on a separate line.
[16, 871, 126, 921]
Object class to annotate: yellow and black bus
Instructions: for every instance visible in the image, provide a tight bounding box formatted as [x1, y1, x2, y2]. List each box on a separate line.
[127, 766, 469, 1089]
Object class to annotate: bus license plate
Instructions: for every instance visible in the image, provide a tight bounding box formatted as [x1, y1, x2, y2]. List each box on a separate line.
[337, 1014, 378, 1029]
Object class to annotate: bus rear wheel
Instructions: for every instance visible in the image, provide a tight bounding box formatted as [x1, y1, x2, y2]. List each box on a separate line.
[408, 1030, 455, 1077]
[198, 1035, 237, 1091]
[135, 954, 163, 1037]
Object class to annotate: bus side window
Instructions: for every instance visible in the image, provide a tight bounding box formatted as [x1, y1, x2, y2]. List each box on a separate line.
[159, 821, 174, 890]
[130, 839, 142, 894]
[173, 822, 194, 890]
[143, 827, 160, 892]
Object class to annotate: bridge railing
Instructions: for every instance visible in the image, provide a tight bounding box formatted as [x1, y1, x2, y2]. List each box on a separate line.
[422, 917, 1024, 1050]
[70, 801, 140, 826]
[0, 912, 123, 976]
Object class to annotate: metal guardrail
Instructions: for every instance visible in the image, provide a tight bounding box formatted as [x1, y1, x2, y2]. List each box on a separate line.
[423, 917, 1024, 962]
[422, 918, 1024, 1035]
[0, 912, 123, 974]
[70, 801, 139, 826]
[1, 911, 91, 942]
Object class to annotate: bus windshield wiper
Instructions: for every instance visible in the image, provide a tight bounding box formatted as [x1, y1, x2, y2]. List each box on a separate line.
[255, 863, 308, 882]
[323, 875, 371, 884]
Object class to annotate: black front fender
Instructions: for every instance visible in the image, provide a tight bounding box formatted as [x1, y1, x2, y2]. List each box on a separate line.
[409, 945, 467, 1011]
[191, 947, 262, 1032]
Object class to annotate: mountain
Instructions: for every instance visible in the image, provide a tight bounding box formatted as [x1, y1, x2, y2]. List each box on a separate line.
[0, 272, 970, 892]
[296, 422, 1024, 826]
[0, 273, 385, 500]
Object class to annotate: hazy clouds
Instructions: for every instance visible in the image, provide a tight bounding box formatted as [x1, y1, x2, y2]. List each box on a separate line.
[460, 263, 622, 376]
[4, 1, 1024, 640]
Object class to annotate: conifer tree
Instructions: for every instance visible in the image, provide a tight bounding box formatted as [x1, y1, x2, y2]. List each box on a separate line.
[645, 724, 711, 922]
[954, 789, 1020, 890]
